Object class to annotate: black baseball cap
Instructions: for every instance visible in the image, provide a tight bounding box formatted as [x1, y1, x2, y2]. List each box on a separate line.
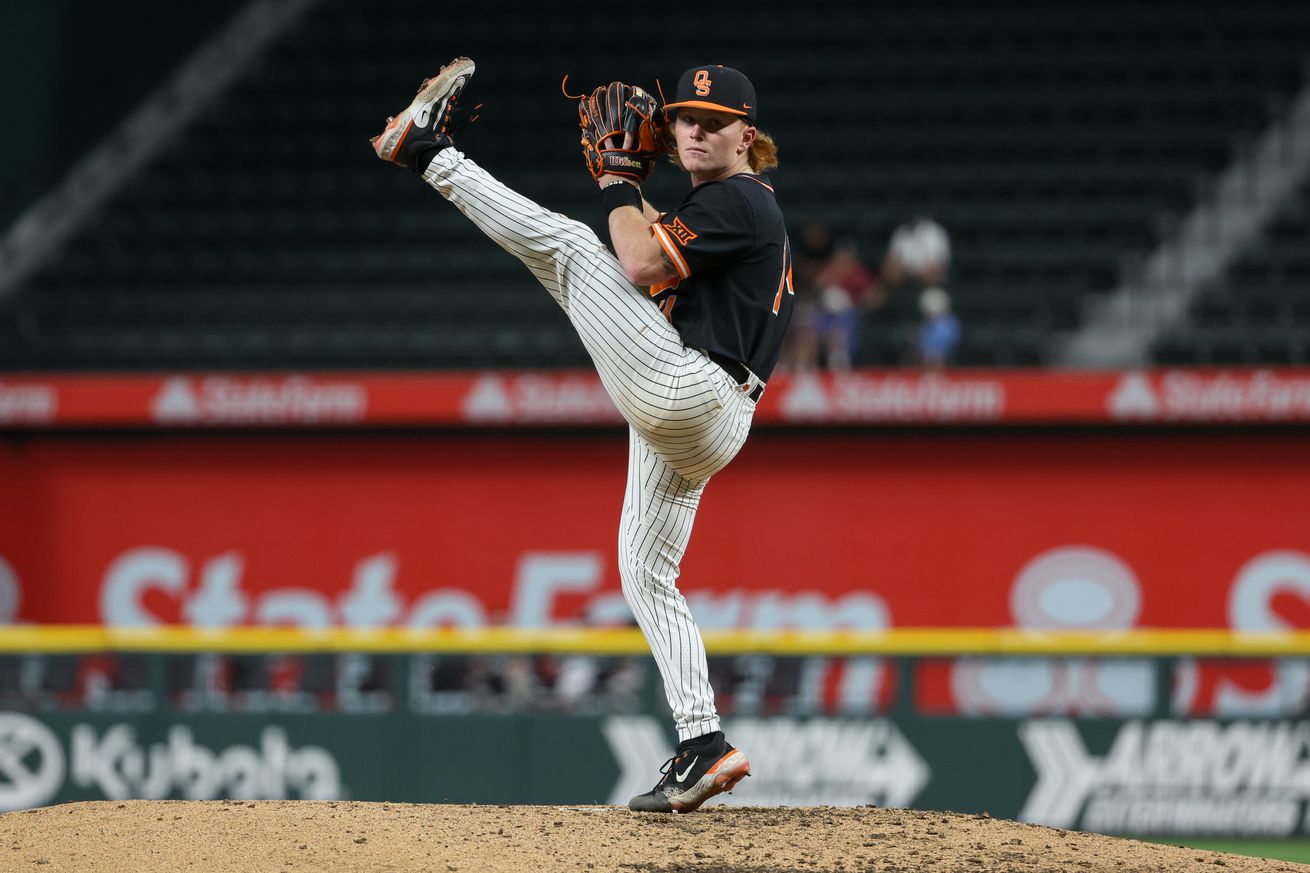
[663, 65, 757, 123]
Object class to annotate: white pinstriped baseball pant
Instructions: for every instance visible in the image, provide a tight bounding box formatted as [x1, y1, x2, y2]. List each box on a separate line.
[424, 149, 760, 741]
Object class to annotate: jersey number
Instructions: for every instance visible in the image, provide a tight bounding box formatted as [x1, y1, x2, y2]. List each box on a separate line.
[659, 295, 677, 321]
[773, 237, 794, 315]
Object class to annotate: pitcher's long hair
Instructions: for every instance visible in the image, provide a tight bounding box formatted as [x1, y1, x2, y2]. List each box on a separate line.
[746, 131, 779, 173]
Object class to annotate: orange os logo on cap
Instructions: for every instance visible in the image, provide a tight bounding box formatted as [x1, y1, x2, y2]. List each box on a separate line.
[693, 69, 712, 97]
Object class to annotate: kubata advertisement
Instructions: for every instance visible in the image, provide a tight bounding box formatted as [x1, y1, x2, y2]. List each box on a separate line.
[0, 713, 344, 811]
[7, 704, 1310, 837]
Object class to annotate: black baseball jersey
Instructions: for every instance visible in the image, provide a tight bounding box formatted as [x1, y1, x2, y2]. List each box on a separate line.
[649, 174, 793, 382]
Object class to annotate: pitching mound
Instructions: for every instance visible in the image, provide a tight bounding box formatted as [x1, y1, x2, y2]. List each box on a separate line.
[0, 800, 1304, 872]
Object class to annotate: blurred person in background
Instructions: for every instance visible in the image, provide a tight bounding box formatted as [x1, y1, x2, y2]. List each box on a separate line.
[914, 286, 961, 369]
[554, 654, 599, 711]
[783, 221, 883, 370]
[882, 213, 951, 293]
[813, 237, 883, 370]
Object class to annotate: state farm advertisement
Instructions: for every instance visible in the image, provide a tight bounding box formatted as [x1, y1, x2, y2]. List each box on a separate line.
[5, 367, 1310, 427]
[4, 429, 1309, 628]
[3, 431, 1310, 716]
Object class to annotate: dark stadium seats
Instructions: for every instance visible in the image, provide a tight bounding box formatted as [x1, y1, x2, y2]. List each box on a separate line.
[1152, 178, 1310, 365]
[2, 0, 1310, 370]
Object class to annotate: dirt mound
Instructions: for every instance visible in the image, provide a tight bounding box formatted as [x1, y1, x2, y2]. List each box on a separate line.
[0, 800, 1303, 872]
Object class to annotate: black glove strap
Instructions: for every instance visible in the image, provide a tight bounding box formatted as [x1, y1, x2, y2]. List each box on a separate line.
[600, 179, 643, 213]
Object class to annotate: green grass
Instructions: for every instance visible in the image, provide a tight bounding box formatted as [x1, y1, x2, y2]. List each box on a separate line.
[1140, 837, 1310, 864]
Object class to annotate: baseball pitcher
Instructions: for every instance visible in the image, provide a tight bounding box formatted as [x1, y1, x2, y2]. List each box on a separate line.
[373, 58, 793, 813]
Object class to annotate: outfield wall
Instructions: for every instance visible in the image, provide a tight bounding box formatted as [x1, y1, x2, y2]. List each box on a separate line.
[0, 640, 1308, 839]
[3, 420, 1310, 719]
[3, 369, 1310, 832]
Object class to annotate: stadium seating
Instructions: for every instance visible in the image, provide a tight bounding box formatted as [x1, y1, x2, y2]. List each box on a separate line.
[2, 0, 1309, 370]
[1153, 178, 1310, 364]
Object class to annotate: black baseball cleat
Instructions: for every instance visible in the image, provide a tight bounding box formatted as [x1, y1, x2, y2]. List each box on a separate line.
[628, 731, 750, 813]
[371, 56, 477, 173]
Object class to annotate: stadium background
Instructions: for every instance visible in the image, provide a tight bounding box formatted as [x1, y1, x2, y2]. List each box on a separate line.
[3, 0, 1310, 864]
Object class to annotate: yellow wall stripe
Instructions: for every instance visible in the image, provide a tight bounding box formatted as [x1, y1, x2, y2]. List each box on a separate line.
[0, 626, 1309, 656]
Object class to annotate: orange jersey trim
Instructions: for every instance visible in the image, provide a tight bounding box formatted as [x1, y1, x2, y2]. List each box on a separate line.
[650, 223, 691, 280]
[648, 277, 679, 298]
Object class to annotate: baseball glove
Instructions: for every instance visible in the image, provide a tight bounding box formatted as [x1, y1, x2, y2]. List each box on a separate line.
[576, 82, 668, 184]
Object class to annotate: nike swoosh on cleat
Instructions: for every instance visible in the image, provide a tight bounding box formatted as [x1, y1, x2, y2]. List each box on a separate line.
[414, 105, 431, 127]
[675, 755, 697, 782]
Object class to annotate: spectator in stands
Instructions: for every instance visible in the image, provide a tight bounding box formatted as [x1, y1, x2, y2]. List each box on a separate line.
[502, 656, 537, 707]
[814, 238, 883, 370]
[914, 286, 962, 369]
[598, 658, 645, 705]
[782, 221, 883, 370]
[882, 213, 951, 290]
[75, 654, 121, 703]
[554, 655, 600, 710]
[265, 654, 305, 695]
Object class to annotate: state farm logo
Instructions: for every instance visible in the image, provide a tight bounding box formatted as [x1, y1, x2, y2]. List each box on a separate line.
[780, 373, 1004, 422]
[99, 547, 891, 633]
[463, 375, 623, 424]
[1010, 547, 1141, 630]
[152, 376, 366, 425]
[1107, 372, 1158, 419]
[1172, 551, 1310, 718]
[1108, 370, 1310, 422]
[949, 546, 1147, 718]
[0, 381, 56, 424]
